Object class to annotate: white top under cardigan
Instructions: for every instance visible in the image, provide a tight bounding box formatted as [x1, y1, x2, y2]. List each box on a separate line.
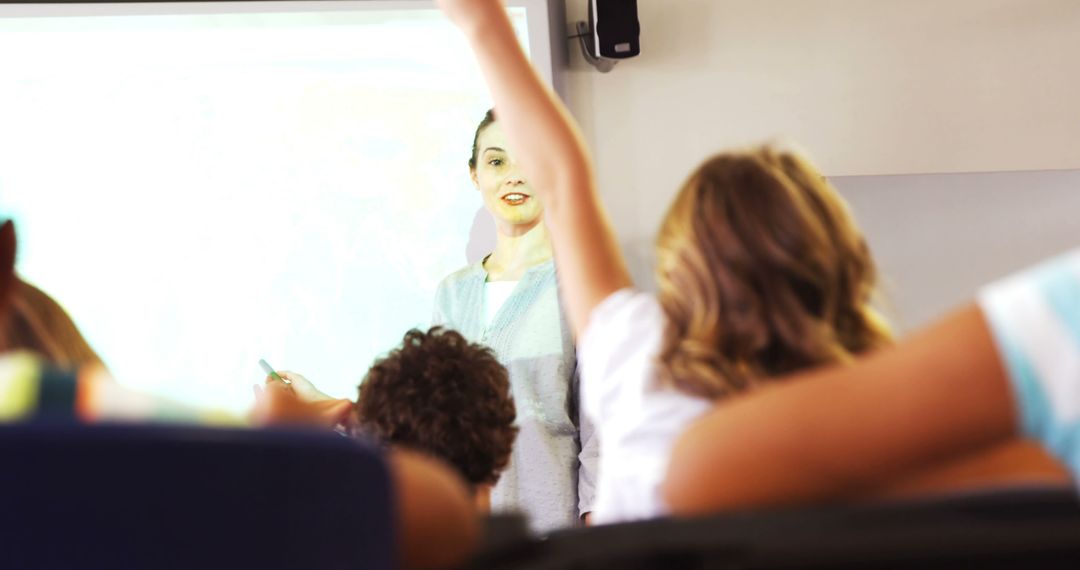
[485, 281, 518, 327]
[579, 289, 713, 524]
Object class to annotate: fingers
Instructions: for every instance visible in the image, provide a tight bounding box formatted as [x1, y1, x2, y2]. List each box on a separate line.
[275, 372, 336, 403]
[264, 372, 293, 387]
[263, 380, 292, 397]
[278, 371, 308, 385]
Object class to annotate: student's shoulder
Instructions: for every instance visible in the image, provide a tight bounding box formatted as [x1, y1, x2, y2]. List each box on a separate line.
[979, 247, 1080, 343]
[0, 351, 88, 423]
[0, 350, 41, 373]
[0, 351, 44, 405]
[977, 246, 1080, 455]
[578, 289, 667, 423]
[586, 289, 663, 338]
[579, 289, 664, 374]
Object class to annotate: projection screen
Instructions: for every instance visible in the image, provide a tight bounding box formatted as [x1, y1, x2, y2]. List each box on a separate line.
[0, 0, 558, 411]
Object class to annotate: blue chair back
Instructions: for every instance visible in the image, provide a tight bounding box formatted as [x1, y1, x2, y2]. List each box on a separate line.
[0, 423, 395, 570]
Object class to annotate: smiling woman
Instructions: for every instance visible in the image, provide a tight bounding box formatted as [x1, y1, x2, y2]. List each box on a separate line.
[432, 109, 596, 533]
[471, 116, 543, 229]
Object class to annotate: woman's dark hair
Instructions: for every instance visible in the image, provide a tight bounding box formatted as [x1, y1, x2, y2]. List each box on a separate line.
[354, 326, 518, 487]
[468, 108, 498, 171]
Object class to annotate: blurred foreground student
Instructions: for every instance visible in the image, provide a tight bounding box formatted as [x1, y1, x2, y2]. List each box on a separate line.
[268, 326, 519, 512]
[0, 221, 478, 570]
[665, 248, 1080, 514]
[433, 0, 1068, 524]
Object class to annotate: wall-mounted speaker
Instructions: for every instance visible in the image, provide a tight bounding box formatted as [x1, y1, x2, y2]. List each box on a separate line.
[588, 0, 640, 59]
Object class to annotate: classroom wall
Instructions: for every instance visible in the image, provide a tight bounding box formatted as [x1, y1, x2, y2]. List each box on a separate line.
[834, 169, 1080, 332]
[559, 0, 1080, 330]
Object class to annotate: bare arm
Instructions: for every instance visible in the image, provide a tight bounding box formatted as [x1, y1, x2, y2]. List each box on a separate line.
[438, 0, 632, 337]
[663, 304, 1021, 515]
[389, 449, 480, 570]
[865, 439, 1069, 500]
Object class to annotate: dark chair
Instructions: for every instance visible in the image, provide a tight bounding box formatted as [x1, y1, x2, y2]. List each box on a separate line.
[0, 422, 394, 570]
[472, 487, 1080, 569]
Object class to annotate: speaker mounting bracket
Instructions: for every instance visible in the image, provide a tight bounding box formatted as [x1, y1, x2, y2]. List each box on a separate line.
[574, 20, 617, 73]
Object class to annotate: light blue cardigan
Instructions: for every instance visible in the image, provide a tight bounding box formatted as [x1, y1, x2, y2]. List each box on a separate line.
[433, 258, 597, 533]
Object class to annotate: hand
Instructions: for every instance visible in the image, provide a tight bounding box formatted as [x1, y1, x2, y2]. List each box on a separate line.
[435, 0, 506, 32]
[251, 382, 353, 428]
[265, 370, 334, 403]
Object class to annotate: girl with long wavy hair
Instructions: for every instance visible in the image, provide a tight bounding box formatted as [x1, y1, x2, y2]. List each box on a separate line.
[435, 0, 1067, 524]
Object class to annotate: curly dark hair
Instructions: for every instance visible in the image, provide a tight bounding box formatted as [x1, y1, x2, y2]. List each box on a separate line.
[354, 327, 518, 487]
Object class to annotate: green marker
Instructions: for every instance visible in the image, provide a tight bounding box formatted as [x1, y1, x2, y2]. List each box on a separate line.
[259, 358, 291, 385]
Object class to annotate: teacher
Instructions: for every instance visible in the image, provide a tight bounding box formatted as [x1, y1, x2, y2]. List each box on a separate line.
[433, 109, 595, 532]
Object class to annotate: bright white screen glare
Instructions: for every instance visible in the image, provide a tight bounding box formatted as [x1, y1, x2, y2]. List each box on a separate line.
[0, 1, 540, 411]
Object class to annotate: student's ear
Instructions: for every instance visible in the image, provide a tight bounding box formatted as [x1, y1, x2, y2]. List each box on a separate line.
[0, 220, 16, 317]
[470, 166, 479, 189]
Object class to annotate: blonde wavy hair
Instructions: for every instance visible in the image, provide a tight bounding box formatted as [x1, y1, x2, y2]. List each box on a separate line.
[655, 146, 892, 399]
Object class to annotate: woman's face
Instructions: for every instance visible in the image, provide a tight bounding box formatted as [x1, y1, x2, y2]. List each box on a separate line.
[471, 122, 543, 229]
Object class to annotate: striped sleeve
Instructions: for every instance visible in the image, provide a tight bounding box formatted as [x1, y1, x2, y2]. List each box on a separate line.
[978, 248, 1080, 473]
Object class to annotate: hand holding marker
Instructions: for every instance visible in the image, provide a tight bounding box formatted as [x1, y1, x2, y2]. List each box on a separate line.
[259, 358, 292, 386]
[254, 361, 351, 429]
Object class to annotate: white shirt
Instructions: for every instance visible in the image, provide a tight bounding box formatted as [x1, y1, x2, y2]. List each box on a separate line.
[579, 289, 713, 524]
[484, 280, 518, 328]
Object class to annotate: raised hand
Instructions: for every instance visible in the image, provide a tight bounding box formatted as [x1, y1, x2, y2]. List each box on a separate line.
[435, 0, 506, 32]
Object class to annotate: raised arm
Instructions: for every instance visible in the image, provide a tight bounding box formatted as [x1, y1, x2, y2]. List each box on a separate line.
[437, 0, 631, 337]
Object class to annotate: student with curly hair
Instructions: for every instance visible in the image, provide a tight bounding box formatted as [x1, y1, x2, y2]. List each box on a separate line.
[352, 327, 518, 510]
[272, 326, 519, 511]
